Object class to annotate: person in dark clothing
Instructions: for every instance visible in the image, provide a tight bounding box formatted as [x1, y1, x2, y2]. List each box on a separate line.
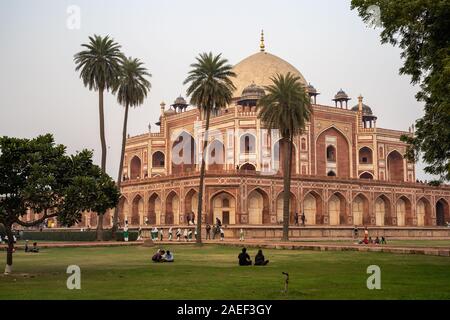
[294, 212, 299, 226]
[238, 248, 252, 266]
[301, 212, 306, 226]
[254, 249, 269, 266]
[216, 217, 222, 227]
[152, 249, 165, 263]
[205, 224, 211, 240]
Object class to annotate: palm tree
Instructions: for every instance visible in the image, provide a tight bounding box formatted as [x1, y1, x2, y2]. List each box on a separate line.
[183, 52, 236, 244]
[74, 34, 123, 172]
[74, 35, 123, 239]
[258, 72, 311, 241]
[111, 57, 151, 237]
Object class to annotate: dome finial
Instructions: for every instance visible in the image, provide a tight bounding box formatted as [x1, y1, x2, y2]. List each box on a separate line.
[260, 30, 265, 52]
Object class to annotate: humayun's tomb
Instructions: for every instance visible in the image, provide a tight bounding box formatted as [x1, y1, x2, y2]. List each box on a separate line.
[87, 35, 450, 238]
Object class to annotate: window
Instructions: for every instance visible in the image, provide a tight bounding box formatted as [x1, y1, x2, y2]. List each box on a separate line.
[326, 146, 336, 162]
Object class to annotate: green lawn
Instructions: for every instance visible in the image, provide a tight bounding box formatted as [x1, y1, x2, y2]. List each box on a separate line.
[1, 245, 450, 300]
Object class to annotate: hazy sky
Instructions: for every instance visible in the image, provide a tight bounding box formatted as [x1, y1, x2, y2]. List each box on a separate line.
[0, 0, 436, 180]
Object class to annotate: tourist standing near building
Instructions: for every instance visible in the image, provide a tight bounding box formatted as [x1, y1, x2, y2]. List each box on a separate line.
[183, 229, 188, 242]
[168, 227, 173, 241]
[239, 228, 244, 241]
[160, 228, 164, 241]
[188, 229, 193, 241]
[176, 228, 181, 241]
[205, 224, 211, 240]
[294, 212, 299, 226]
[123, 220, 129, 242]
[301, 212, 306, 226]
[220, 227, 225, 241]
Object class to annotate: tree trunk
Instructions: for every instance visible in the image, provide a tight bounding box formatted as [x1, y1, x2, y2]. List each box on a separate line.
[282, 136, 293, 242]
[99, 87, 107, 172]
[96, 213, 104, 241]
[4, 224, 14, 274]
[196, 109, 212, 245]
[112, 103, 130, 239]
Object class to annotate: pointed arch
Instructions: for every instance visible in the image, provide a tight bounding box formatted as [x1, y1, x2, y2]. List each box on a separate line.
[240, 162, 256, 171]
[147, 192, 161, 225]
[240, 133, 256, 154]
[210, 191, 236, 225]
[275, 191, 297, 224]
[352, 193, 371, 226]
[396, 195, 412, 226]
[206, 139, 225, 171]
[247, 188, 270, 225]
[131, 194, 144, 226]
[359, 172, 374, 179]
[316, 126, 350, 178]
[416, 197, 432, 227]
[303, 191, 323, 225]
[273, 139, 298, 175]
[184, 189, 199, 225]
[118, 196, 129, 226]
[436, 198, 449, 226]
[387, 150, 404, 182]
[328, 192, 348, 225]
[359, 147, 373, 164]
[152, 151, 165, 168]
[130, 156, 142, 180]
[374, 194, 391, 226]
[171, 131, 196, 174]
[165, 191, 180, 225]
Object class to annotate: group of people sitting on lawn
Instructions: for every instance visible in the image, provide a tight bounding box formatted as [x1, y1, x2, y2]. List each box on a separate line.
[355, 226, 387, 245]
[24, 240, 40, 253]
[238, 248, 269, 266]
[151, 248, 174, 263]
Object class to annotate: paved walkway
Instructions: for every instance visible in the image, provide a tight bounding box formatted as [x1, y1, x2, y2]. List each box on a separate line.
[2, 238, 449, 257]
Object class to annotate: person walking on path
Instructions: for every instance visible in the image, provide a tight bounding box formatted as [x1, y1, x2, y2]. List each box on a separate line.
[239, 228, 244, 242]
[176, 228, 181, 241]
[168, 227, 173, 241]
[301, 212, 306, 226]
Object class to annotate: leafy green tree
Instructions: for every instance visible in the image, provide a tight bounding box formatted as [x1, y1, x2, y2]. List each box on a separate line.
[183, 52, 236, 244]
[0, 134, 119, 273]
[258, 73, 311, 241]
[112, 57, 151, 236]
[351, 0, 450, 181]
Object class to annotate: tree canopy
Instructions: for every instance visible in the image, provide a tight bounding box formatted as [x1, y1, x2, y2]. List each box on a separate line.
[351, 0, 450, 181]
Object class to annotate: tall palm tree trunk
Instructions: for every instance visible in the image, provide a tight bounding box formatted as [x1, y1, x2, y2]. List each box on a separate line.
[282, 135, 294, 241]
[96, 87, 107, 241]
[196, 109, 212, 245]
[112, 103, 130, 239]
[98, 87, 107, 172]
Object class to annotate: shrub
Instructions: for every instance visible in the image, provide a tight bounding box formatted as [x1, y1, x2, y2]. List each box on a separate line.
[21, 230, 139, 242]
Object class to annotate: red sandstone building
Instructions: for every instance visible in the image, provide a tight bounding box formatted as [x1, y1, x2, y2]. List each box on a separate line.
[106, 38, 450, 236]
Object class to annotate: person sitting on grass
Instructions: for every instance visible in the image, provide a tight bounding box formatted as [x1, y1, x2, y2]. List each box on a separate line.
[162, 250, 174, 263]
[29, 242, 39, 253]
[152, 249, 165, 263]
[254, 249, 269, 266]
[374, 236, 380, 244]
[238, 248, 252, 266]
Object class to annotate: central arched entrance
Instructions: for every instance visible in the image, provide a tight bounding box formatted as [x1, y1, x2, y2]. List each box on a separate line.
[387, 150, 404, 182]
[210, 192, 236, 225]
[248, 188, 270, 225]
[276, 192, 297, 224]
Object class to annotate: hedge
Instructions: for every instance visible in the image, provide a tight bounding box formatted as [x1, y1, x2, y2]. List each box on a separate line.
[21, 230, 139, 242]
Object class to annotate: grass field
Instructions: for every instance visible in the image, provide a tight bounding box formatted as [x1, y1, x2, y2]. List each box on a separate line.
[1, 244, 450, 300]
